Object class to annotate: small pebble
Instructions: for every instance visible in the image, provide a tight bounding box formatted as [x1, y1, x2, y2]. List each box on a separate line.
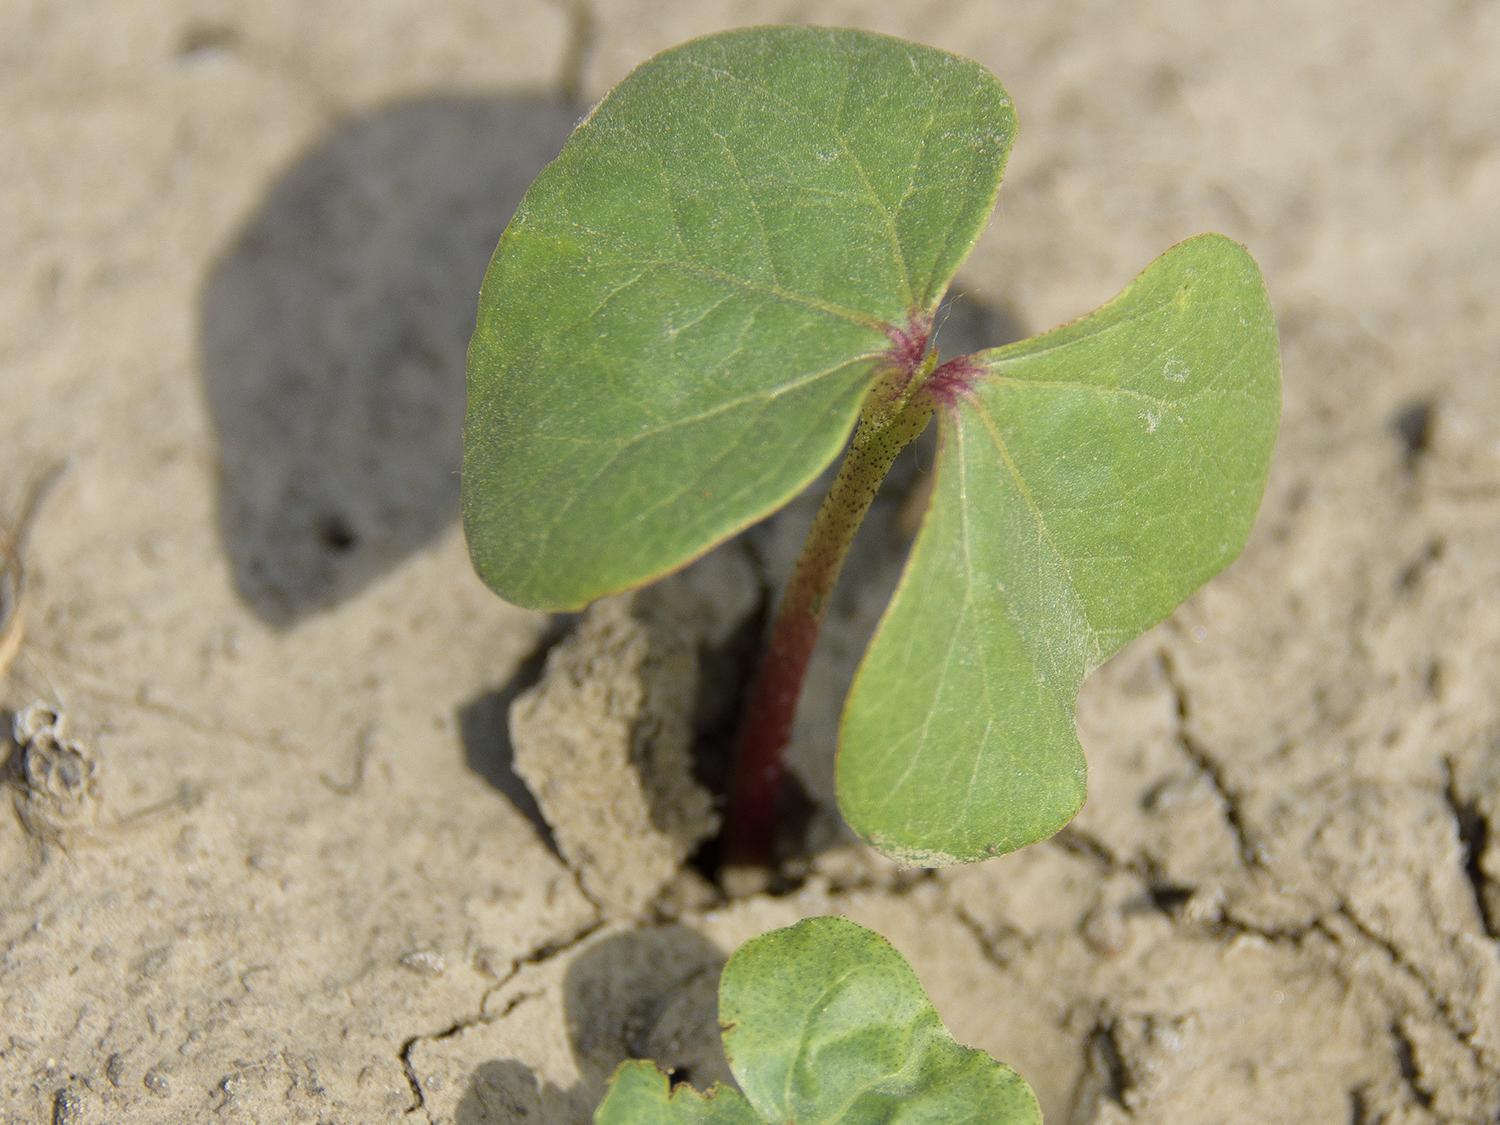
[1082, 901, 1131, 957]
[399, 949, 446, 976]
[51, 1086, 83, 1125]
[143, 1068, 171, 1096]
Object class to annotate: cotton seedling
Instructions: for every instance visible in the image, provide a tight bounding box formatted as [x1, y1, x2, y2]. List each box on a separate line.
[593, 916, 1042, 1124]
[463, 27, 1280, 868]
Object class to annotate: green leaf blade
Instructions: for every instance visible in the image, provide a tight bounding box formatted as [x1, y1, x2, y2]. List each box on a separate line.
[595, 1060, 759, 1125]
[840, 234, 1281, 864]
[719, 916, 1041, 1124]
[970, 233, 1282, 649]
[464, 27, 1015, 610]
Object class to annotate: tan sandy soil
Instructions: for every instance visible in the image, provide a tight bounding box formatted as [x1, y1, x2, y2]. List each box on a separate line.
[3, 1, 1498, 1122]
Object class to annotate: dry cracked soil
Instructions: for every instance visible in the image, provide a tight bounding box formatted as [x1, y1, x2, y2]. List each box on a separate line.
[3, 1, 1499, 1122]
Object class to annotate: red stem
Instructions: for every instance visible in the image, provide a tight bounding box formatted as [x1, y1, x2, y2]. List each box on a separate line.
[723, 339, 938, 871]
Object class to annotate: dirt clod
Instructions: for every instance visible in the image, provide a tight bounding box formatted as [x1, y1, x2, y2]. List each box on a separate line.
[511, 591, 718, 917]
[3, 702, 99, 841]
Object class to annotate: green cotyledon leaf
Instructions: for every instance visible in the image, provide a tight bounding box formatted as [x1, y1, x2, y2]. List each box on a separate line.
[463, 26, 1014, 610]
[593, 917, 1039, 1123]
[719, 917, 1041, 1124]
[839, 234, 1281, 865]
[595, 1061, 759, 1124]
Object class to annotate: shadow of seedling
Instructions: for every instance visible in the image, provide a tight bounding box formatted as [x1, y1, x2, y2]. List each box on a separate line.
[456, 926, 728, 1123]
[199, 95, 580, 625]
[455, 1060, 570, 1123]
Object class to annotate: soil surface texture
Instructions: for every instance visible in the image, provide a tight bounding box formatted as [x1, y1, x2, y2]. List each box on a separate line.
[3, 2, 1498, 1122]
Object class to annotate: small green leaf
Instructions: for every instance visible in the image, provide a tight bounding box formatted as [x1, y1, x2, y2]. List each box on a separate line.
[840, 234, 1280, 864]
[464, 27, 1014, 610]
[720, 917, 1041, 1123]
[595, 1060, 759, 1124]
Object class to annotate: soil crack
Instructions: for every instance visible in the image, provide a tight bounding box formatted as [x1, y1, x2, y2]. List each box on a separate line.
[1050, 825, 1123, 870]
[1389, 1020, 1437, 1110]
[1214, 915, 1320, 946]
[1441, 758, 1498, 941]
[1159, 648, 1260, 867]
[395, 917, 605, 1119]
[1092, 1019, 1133, 1108]
[1319, 906, 1487, 1071]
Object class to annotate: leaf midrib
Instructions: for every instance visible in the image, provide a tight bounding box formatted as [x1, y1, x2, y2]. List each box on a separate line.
[672, 53, 923, 310]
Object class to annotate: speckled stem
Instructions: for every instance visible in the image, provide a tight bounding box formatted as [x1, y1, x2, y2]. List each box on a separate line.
[724, 352, 937, 871]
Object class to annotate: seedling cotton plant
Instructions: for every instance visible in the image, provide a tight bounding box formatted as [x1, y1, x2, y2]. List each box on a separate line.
[463, 27, 1280, 869]
[593, 916, 1041, 1123]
